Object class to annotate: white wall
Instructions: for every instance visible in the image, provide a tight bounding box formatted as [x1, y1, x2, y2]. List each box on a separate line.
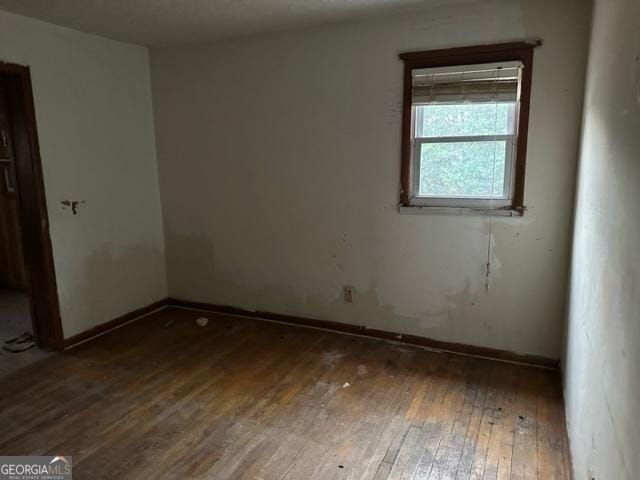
[564, 0, 639, 478]
[0, 11, 167, 338]
[151, 0, 591, 359]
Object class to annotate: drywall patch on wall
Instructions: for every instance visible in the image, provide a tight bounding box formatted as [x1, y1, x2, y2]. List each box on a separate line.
[151, 0, 591, 359]
[564, 0, 639, 479]
[0, 10, 167, 338]
[59, 243, 166, 337]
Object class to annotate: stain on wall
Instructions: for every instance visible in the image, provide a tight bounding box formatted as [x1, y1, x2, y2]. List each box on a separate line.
[60, 243, 166, 336]
[151, 0, 591, 359]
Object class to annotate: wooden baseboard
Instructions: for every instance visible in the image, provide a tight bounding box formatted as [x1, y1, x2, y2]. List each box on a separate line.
[168, 298, 559, 369]
[63, 298, 169, 350]
[61, 295, 558, 368]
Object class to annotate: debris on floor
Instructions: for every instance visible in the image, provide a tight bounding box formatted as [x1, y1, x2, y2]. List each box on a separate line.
[322, 350, 345, 367]
[3, 332, 35, 353]
[196, 317, 209, 327]
[342, 382, 350, 388]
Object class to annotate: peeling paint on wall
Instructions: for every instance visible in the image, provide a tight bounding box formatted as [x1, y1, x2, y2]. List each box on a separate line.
[152, 0, 591, 359]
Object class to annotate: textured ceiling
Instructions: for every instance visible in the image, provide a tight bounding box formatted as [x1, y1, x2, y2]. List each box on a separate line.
[0, 0, 458, 47]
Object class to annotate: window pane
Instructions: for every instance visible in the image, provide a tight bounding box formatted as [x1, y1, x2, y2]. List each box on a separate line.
[418, 141, 506, 197]
[416, 103, 513, 138]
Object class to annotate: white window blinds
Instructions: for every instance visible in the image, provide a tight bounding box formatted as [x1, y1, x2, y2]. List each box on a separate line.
[412, 61, 523, 104]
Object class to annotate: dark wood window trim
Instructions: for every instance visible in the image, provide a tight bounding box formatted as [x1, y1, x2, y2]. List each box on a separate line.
[398, 40, 541, 216]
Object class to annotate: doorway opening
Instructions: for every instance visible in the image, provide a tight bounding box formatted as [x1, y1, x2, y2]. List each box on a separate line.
[0, 61, 63, 370]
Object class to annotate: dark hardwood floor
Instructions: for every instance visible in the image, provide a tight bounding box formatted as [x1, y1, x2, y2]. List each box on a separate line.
[0, 307, 571, 479]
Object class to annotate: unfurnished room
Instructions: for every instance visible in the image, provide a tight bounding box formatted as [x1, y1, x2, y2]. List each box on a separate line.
[0, 0, 637, 478]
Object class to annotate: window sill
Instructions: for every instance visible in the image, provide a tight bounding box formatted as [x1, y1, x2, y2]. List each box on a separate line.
[398, 205, 523, 217]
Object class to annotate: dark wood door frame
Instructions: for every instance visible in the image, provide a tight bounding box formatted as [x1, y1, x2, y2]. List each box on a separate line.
[0, 61, 64, 351]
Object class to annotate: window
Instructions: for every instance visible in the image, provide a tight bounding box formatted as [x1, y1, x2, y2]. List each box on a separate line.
[399, 41, 540, 215]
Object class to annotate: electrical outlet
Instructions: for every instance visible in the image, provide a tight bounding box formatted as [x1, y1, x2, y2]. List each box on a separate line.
[343, 286, 354, 303]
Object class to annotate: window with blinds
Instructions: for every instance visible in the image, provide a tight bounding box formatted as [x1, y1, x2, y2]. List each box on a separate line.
[399, 42, 539, 214]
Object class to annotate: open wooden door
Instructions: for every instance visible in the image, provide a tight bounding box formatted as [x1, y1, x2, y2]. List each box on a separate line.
[0, 61, 63, 351]
[0, 78, 28, 289]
